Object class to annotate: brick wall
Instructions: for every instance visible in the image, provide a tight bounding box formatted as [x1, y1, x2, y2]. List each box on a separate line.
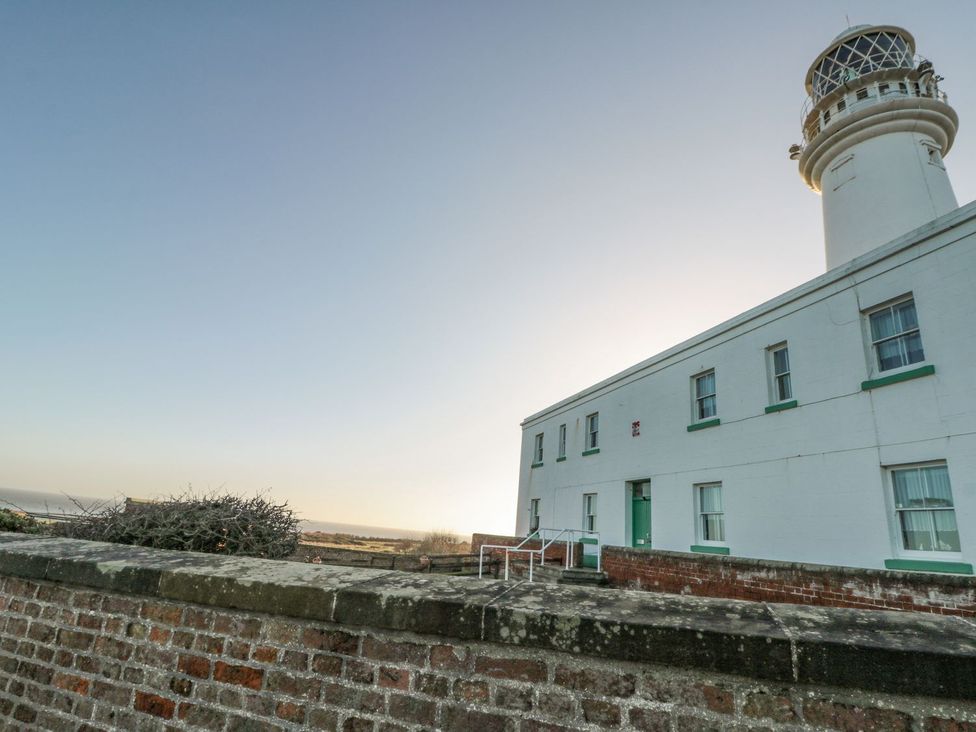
[289, 545, 483, 575]
[471, 533, 581, 568]
[1, 533, 975, 731]
[602, 546, 976, 617]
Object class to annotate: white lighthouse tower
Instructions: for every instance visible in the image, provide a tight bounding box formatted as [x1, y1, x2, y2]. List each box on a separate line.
[793, 25, 959, 270]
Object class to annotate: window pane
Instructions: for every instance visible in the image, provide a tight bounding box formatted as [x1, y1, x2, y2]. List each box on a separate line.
[933, 511, 961, 552]
[773, 348, 789, 375]
[700, 485, 722, 513]
[777, 373, 792, 401]
[698, 395, 716, 419]
[870, 309, 896, 341]
[922, 466, 953, 507]
[877, 338, 904, 370]
[893, 469, 924, 508]
[903, 332, 925, 364]
[696, 372, 715, 398]
[900, 510, 934, 550]
[703, 514, 725, 542]
[895, 301, 918, 331]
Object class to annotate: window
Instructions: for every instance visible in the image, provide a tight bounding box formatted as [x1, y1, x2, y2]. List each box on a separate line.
[837, 98, 846, 112]
[583, 493, 597, 531]
[529, 499, 540, 533]
[558, 424, 567, 459]
[769, 345, 792, 402]
[890, 464, 960, 553]
[694, 371, 716, 420]
[879, 82, 890, 95]
[823, 109, 831, 125]
[868, 298, 924, 372]
[697, 484, 725, 543]
[585, 413, 599, 450]
[856, 88, 869, 100]
[533, 433, 544, 465]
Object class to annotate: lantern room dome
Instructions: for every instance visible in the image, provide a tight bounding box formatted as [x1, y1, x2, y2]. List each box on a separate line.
[805, 25, 916, 101]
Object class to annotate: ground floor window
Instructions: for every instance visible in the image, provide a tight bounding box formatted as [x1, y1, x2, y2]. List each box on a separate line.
[696, 483, 725, 543]
[529, 498, 540, 533]
[583, 493, 597, 532]
[890, 463, 960, 553]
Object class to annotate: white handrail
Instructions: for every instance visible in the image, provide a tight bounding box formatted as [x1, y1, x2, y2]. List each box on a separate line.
[477, 528, 602, 580]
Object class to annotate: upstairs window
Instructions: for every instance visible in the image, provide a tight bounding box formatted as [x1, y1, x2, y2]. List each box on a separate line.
[694, 371, 717, 420]
[868, 298, 924, 372]
[558, 424, 567, 459]
[585, 413, 599, 450]
[891, 464, 960, 553]
[769, 345, 792, 402]
[533, 433, 544, 464]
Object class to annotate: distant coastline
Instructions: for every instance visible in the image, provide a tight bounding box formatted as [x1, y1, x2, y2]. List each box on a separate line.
[0, 487, 429, 541]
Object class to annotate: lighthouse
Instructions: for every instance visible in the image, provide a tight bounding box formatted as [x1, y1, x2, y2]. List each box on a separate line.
[793, 25, 959, 270]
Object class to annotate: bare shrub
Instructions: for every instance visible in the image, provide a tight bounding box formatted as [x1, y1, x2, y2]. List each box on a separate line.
[416, 530, 470, 555]
[53, 490, 300, 559]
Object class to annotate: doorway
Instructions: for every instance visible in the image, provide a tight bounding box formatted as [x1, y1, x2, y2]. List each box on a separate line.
[630, 480, 651, 548]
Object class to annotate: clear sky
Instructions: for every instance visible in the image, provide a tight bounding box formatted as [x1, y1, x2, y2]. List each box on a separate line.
[2, 1, 975, 536]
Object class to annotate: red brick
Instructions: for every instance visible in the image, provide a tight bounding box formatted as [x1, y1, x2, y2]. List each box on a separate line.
[440, 706, 513, 732]
[140, 601, 182, 625]
[430, 644, 468, 671]
[378, 666, 409, 690]
[803, 699, 911, 731]
[135, 691, 176, 719]
[454, 678, 490, 702]
[743, 690, 797, 723]
[362, 636, 427, 666]
[554, 665, 635, 697]
[629, 707, 671, 732]
[276, 701, 307, 724]
[178, 654, 212, 679]
[193, 634, 225, 655]
[214, 661, 264, 690]
[56, 628, 94, 651]
[388, 694, 437, 725]
[303, 628, 360, 655]
[265, 669, 320, 699]
[925, 718, 976, 732]
[253, 645, 279, 663]
[225, 639, 251, 660]
[149, 626, 172, 644]
[52, 672, 90, 696]
[474, 655, 546, 682]
[312, 654, 343, 676]
[582, 698, 621, 727]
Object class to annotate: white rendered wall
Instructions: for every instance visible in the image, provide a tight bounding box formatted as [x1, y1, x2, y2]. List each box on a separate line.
[821, 131, 957, 270]
[515, 204, 976, 571]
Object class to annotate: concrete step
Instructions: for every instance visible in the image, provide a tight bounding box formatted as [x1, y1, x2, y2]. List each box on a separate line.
[558, 568, 609, 586]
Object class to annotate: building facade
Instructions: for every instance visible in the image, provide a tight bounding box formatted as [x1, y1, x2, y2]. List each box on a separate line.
[514, 25, 974, 574]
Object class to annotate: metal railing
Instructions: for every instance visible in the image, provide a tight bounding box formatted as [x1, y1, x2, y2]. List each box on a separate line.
[477, 528, 601, 581]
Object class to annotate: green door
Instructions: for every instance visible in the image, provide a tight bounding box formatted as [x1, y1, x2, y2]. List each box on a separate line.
[631, 481, 651, 548]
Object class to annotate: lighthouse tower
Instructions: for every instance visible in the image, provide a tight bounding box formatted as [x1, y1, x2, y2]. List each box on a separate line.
[793, 25, 959, 270]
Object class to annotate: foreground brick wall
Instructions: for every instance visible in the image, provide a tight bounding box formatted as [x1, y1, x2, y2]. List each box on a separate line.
[3, 574, 976, 732]
[1, 533, 975, 731]
[603, 546, 976, 617]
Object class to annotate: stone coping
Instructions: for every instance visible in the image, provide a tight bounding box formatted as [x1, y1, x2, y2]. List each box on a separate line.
[605, 545, 976, 588]
[1, 533, 975, 700]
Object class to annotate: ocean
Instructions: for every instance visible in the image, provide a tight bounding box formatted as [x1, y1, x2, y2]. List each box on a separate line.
[0, 487, 427, 540]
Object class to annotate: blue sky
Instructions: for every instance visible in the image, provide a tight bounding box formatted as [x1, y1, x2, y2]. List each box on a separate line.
[2, 1, 975, 535]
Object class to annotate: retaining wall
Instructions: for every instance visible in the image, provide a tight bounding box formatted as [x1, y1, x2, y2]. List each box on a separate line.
[290, 545, 483, 575]
[602, 546, 976, 617]
[1, 532, 975, 731]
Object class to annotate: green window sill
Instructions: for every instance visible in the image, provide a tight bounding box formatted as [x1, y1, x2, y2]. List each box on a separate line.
[582, 448, 600, 457]
[765, 399, 798, 414]
[579, 537, 599, 545]
[556, 456, 566, 463]
[690, 545, 730, 555]
[530, 462, 543, 469]
[861, 364, 935, 391]
[687, 418, 720, 432]
[884, 558, 973, 575]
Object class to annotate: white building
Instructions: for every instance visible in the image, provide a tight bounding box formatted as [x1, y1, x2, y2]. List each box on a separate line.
[514, 25, 974, 575]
